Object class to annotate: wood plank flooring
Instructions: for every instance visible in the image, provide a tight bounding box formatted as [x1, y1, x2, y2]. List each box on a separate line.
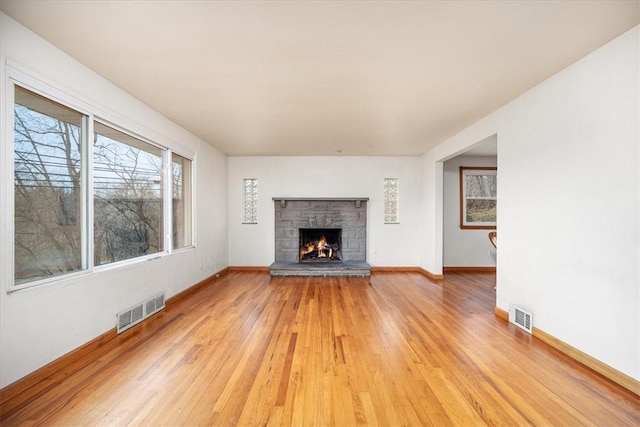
[1, 271, 639, 426]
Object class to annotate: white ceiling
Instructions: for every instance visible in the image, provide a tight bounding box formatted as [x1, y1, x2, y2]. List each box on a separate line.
[459, 134, 497, 158]
[1, 1, 638, 156]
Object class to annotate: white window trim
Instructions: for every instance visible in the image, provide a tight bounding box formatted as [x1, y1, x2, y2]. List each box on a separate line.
[2, 77, 16, 294]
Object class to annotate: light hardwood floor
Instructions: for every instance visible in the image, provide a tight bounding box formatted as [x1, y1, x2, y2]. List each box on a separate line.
[1, 271, 639, 426]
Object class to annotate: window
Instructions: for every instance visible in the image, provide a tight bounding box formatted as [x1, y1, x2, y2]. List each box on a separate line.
[11, 84, 194, 288]
[172, 154, 193, 249]
[243, 178, 258, 224]
[93, 122, 164, 265]
[459, 167, 497, 229]
[13, 86, 87, 284]
[384, 178, 399, 223]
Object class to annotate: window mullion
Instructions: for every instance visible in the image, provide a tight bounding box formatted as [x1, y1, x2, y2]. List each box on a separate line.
[84, 116, 94, 270]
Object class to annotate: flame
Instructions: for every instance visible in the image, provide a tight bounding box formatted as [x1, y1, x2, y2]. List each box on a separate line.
[300, 242, 316, 256]
[317, 235, 327, 257]
[300, 235, 331, 258]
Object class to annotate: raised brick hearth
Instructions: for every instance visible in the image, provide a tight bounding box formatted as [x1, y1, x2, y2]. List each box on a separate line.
[270, 198, 370, 276]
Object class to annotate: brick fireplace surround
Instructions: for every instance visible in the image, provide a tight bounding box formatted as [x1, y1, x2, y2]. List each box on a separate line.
[269, 198, 371, 276]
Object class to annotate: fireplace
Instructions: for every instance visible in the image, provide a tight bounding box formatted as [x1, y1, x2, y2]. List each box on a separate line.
[270, 198, 370, 276]
[299, 228, 341, 263]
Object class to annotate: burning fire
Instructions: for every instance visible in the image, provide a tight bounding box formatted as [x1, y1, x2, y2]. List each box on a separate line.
[300, 235, 333, 258]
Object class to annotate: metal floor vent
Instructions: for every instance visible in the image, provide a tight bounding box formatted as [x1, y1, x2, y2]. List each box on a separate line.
[509, 305, 533, 334]
[117, 293, 165, 334]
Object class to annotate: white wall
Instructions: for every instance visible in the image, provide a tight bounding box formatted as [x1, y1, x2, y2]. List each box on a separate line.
[228, 156, 423, 267]
[422, 26, 639, 381]
[419, 153, 443, 275]
[443, 155, 497, 267]
[0, 14, 228, 388]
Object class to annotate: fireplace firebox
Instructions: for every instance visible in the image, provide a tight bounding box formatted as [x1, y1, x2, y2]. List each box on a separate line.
[299, 228, 341, 263]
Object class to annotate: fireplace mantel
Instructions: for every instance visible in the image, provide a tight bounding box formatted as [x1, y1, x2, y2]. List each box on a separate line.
[272, 197, 369, 208]
[272, 197, 369, 201]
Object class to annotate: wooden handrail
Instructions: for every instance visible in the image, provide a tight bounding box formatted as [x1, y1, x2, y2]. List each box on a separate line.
[488, 231, 497, 248]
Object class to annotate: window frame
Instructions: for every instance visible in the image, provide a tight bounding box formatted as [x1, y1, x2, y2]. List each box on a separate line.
[5, 70, 195, 293]
[459, 166, 497, 230]
[92, 119, 167, 267]
[170, 152, 194, 251]
[8, 79, 94, 290]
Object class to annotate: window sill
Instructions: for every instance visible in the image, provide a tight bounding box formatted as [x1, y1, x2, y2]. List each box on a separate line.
[7, 250, 180, 294]
[460, 225, 496, 230]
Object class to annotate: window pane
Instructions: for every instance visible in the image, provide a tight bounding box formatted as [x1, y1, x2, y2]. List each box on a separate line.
[14, 86, 84, 284]
[465, 174, 497, 198]
[93, 122, 163, 265]
[172, 154, 192, 249]
[466, 199, 497, 223]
